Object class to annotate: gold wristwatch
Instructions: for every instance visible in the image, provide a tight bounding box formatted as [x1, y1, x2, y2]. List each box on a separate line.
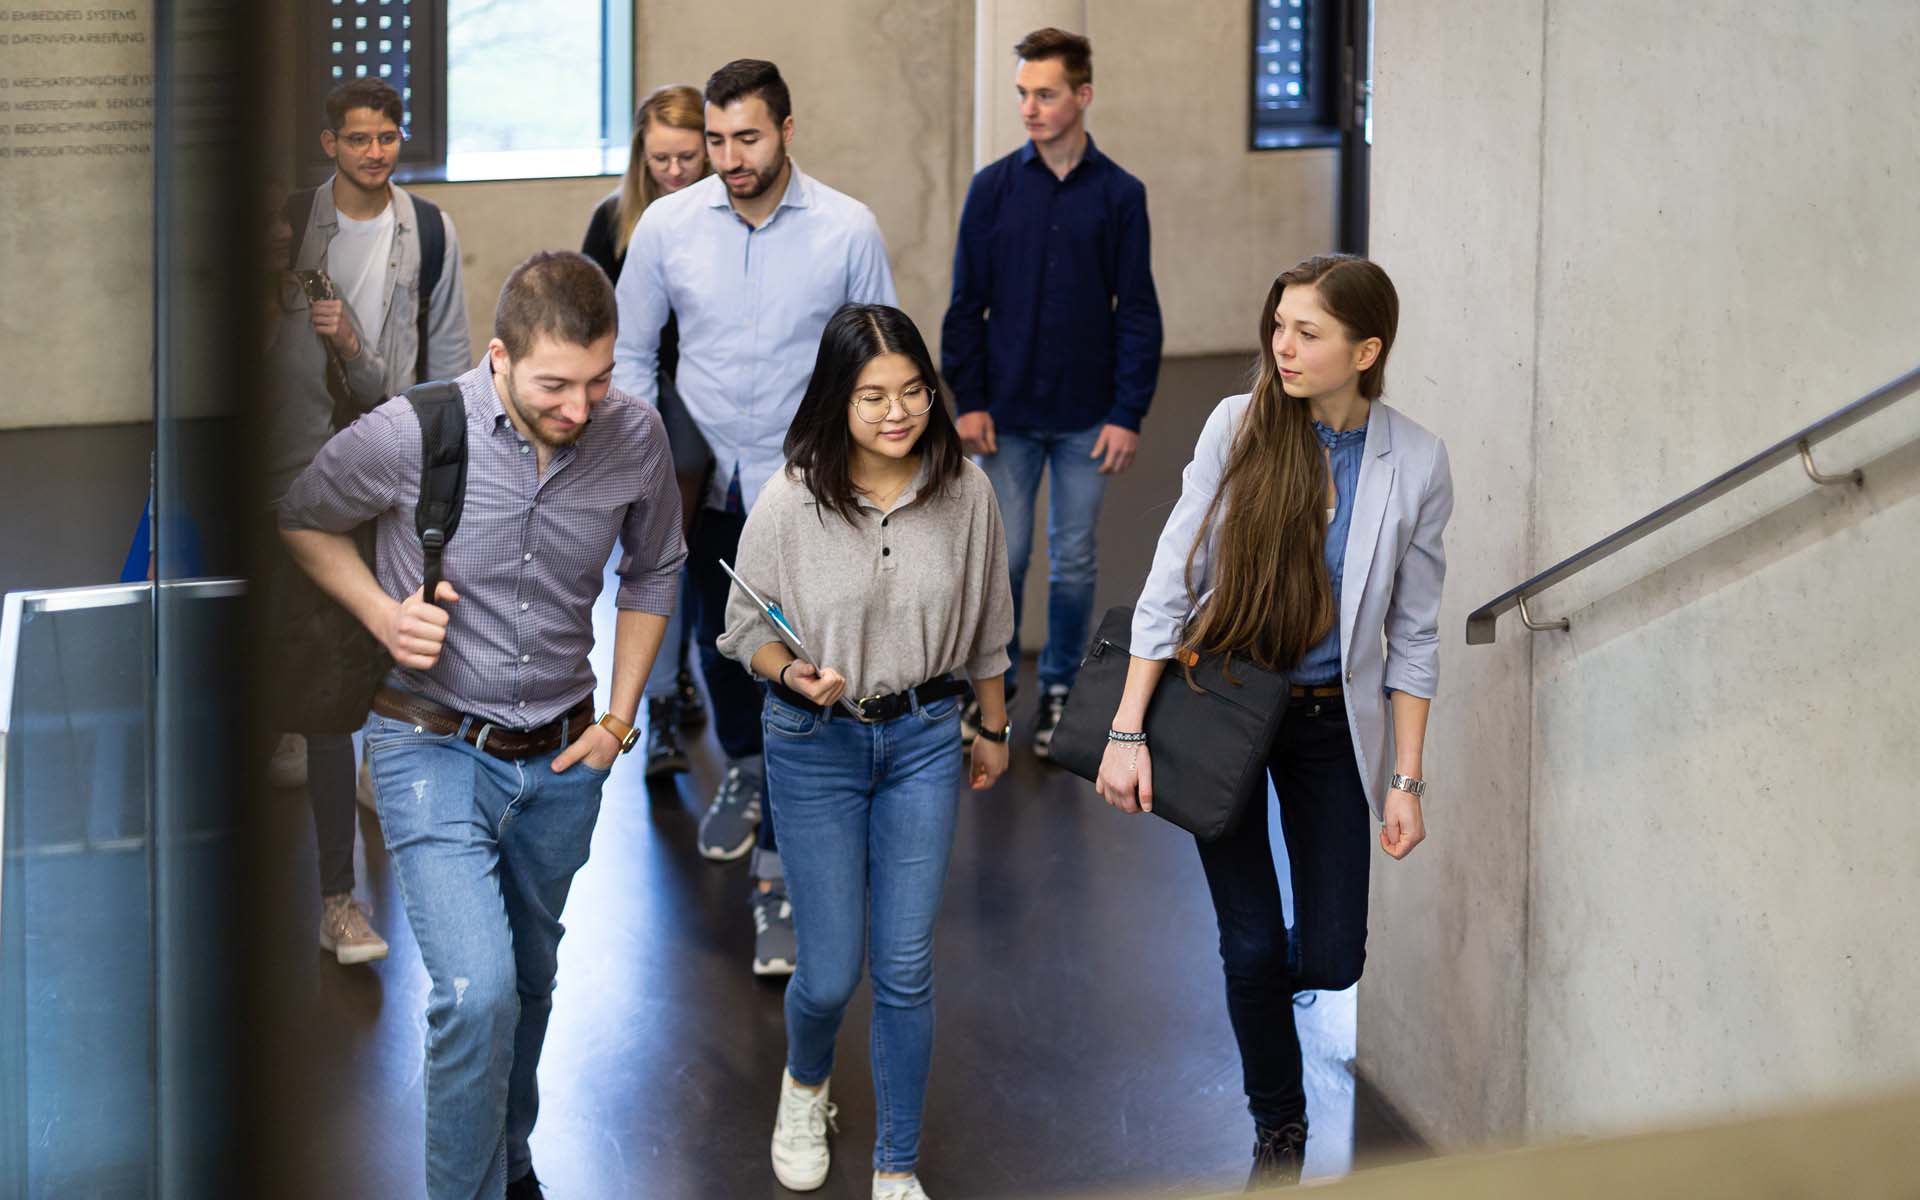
[597, 711, 642, 754]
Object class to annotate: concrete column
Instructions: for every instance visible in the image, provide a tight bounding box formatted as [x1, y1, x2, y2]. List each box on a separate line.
[974, 0, 1089, 168]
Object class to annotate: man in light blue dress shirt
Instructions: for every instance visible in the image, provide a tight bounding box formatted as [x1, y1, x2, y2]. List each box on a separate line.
[613, 58, 897, 977]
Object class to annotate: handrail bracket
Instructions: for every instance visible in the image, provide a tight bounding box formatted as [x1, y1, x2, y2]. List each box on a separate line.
[1517, 593, 1569, 634]
[1797, 439, 1864, 487]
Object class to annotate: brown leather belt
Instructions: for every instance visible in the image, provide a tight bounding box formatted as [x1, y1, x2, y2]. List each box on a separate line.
[1289, 683, 1344, 699]
[371, 687, 595, 761]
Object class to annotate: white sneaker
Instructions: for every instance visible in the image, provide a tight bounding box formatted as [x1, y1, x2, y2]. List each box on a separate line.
[268, 733, 307, 789]
[771, 1069, 837, 1191]
[873, 1173, 931, 1200]
[318, 893, 389, 965]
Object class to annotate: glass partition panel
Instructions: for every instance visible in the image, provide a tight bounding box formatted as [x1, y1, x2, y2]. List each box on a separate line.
[0, 585, 156, 1196]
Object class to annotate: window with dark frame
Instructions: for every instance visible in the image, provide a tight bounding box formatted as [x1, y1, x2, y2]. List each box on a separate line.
[298, 0, 630, 184]
[1251, 0, 1339, 149]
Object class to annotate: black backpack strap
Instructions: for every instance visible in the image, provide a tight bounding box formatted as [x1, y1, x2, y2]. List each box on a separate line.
[404, 380, 467, 608]
[411, 194, 447, 383]
[283, 185, 317, 269]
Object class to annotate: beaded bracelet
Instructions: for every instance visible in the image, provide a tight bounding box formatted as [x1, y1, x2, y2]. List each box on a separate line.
[1106, 729, 1148, 744]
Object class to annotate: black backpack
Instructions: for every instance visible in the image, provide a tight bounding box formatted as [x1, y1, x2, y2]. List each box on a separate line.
[403, 380, 467, 608]
[285, 185, 448, 384]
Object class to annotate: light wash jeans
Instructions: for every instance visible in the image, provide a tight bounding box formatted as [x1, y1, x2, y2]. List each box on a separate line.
[363, 707, 608, 1200]
[975, 423, 1110, 692]
[640, 567, 696, 701]
[762, 689, 963, 1173]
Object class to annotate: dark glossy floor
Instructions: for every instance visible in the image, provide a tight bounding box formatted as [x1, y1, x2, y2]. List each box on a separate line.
[250, 668, 1423, 1197]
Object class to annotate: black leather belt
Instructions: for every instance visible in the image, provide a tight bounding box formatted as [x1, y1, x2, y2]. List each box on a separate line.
[372, 687, 595, 760]
[770, 675, 970, 724]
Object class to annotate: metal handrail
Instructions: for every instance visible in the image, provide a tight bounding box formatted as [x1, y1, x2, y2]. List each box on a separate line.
[1466, 363, 1920, 644]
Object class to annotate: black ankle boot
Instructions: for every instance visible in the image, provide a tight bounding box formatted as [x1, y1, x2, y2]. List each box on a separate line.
[644, 697, 689, 780]
[674, 668, 708, 730]
[505, 1166, 544, 1199]
[1246, 1121, 1307, 1191]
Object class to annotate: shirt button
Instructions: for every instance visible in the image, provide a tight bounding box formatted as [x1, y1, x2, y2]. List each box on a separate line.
[520, 444, 530, 455]
[881, 518, 889, 527]
[521, 654, 531, 664]
[882, 547, 891, 557]
[517, 700, 526, 709]
[523, 552, 533, 562]
[520, 602, 530, 612]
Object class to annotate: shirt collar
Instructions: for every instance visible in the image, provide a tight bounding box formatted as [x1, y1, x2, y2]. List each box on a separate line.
[468, 363, 509, 432]
[314, 174, 408, 230]
[1017, 134, 1104, 176]
[703, 160, 812, 212]
[852, 456, 933, 514]
[1311, 418, 1369, 450]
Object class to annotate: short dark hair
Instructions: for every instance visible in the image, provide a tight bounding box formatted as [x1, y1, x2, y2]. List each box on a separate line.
[493, 251, 618, 360]
[324, 79, 403, 131]
[704, 58, 792, 125]
[784, 305, 964, 525]
[1014, 27, 1092, 89]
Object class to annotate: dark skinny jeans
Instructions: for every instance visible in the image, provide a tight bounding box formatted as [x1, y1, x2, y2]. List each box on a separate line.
[1195, 693, 1372, 1133]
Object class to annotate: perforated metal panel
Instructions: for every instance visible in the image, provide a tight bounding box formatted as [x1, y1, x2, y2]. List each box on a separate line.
[1251, 0, 1336, 148]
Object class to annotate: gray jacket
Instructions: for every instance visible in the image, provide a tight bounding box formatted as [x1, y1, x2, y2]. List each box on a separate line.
[292, 178, 471, 395]
[1133, 395, 1454, 819]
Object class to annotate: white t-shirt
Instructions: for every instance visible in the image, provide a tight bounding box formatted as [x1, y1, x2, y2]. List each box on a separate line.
[327, 202, 397, 340]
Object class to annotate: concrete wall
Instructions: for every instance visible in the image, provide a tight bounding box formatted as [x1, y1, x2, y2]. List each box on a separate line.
[1359, 0, 1544, 1148]
[1367, 0, 1920, 1150]
[1, 1, 155, 429]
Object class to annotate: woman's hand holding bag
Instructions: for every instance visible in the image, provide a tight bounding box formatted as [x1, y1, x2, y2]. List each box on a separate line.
[1096, 739, 1153, 815]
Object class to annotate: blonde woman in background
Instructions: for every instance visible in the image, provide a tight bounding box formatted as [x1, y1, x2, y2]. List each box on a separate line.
[582, 84, 715, 780]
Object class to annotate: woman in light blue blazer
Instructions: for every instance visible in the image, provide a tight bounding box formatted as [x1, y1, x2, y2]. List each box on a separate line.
[1095, 255, 1452, 1188]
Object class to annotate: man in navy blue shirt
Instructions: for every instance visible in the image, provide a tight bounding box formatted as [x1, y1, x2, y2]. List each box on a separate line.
[941, 26, 1163, 756]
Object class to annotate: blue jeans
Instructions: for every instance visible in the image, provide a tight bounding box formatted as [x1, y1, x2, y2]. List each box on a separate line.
[762, 691, 963, 1173]
[975, 424, 1110, 691]
[363, 707, 609, 1200]
[640, 568, 697, 701]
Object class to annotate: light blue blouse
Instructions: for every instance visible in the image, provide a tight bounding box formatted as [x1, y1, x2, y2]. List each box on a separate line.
[1291, 420, 1368, 685]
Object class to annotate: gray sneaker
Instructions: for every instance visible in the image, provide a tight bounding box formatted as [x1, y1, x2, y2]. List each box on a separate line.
[697, 765, 762, 861]
[752, 885, 797, 977]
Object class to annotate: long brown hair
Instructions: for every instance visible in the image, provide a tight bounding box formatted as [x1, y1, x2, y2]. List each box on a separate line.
[1180, 254, 1399, 674]
[614, 85, 708, 257]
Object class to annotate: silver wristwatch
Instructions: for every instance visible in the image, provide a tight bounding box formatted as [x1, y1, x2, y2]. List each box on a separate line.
[1390, 772, 1427, 797]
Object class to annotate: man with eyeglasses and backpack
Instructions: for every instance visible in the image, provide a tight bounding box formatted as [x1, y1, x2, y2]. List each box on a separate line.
[271, 76, 472, 967]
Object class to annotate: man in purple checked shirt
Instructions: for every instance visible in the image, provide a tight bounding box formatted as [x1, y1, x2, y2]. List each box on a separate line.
[279, 251, 685, 1200]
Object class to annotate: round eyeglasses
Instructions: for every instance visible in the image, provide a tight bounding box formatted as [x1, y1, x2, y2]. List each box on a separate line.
[851, 383, 936, 424]
[335, 130, 405, 152]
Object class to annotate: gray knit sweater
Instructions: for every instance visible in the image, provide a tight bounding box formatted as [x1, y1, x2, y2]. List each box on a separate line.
[719, 458, 1014, 700]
